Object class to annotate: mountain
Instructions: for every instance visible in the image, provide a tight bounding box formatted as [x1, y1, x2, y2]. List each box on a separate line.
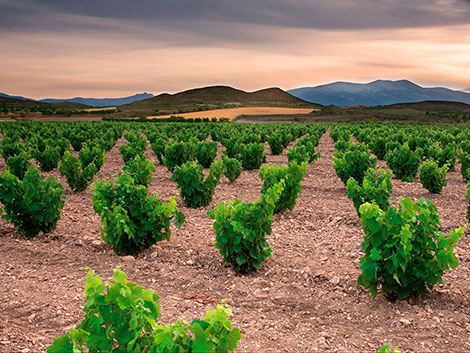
[39, 93, 154, 107]
[119, 86, 318, 116]
[288, 80, 470, 106]
[0, 92, 33, 101]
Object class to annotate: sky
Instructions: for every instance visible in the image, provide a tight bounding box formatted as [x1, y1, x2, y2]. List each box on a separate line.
[0, 0, 469, 99]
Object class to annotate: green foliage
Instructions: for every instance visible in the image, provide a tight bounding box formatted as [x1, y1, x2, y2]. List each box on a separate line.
[222, 137, 239, 159]
[150, 136, 167, 165]
[419, 160, 448, 194]
[385, 144, 422, 182]
[119, 140, 146, 164]
[467, 182, 470, 222]
[368, 137, 387, 160]
[0, 167, 65, 238]
[346, 168, 392, 215]
[333, 145, 377, 185]
[238, 143, 265, 170]
[5, 151, 31, 179]
[162, 140, 195, 172]
[59, 151, 98, 191]
[79, 145, 106, 170]
[259, 162, 307, 213]
[195, 141, 218, 168]
[458, 151, 470, 181]
[34, 146, 61, 172]
[221, 154, 242, 182]
[0, 138, 25, 159]
[268, 134, 283, 155]
[47, 269, 241, 353]
[358, 198, 463, 299]
[208, 181, 284, 273]
[436, 143, 456, 170]
[172, 161, 223, 208]
[123, 155, 155, 186]
[92, 173, 185, 255]
[378, 344, 402, 353]
[287, 144, 320, 164]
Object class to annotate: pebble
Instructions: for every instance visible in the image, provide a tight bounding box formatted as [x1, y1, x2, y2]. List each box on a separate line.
[400, 318, 411, 326]
[329, 276, 340, 285]
[122, 255, 135, 262]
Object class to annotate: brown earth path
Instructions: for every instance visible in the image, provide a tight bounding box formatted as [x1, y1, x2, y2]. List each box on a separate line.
[0, 129, 469, 352]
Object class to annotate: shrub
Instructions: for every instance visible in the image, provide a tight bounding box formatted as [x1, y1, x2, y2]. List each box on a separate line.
[222, 154, 242, 182]
[385, 144, 421, 182]
[0, 167, 65, 238]
[5, 151, 31, 179]
[358, 198, 463, 299]
[333, 146, 377, 185]
[162, 140, 195, 172]
[259, 162, 307, 213]
[238, 143, 265, 170]
[0, 138, 24, 159]
[368, 137, 387, 160]
[123, 155, 155, 186]
[437, 143, 456, 170]
[92, 173, 185, 255]
[172, 160, 223, 208]
[79, 145, 106, 170]
[379, 345, 402, 353]
[150, 136, 167, 164]
[287, 144, 320, 165]
[59, 151, 98, 191]
[458, 151, 470, 181]
[467, 182, 470, 222]
[208, 181, 284, 273]
[47, 269, 241, 353]
[34, 146, 61, 172]
[223, 137, 239, 159]
[346, 168, 392, 215]
[195, 141, 218, 168]
[268, 134, 283, 155]
[419, 160, 448, 194]
[119, 140, 146, 164]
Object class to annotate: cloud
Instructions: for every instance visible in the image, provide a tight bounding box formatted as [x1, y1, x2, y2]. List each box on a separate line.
[1, 0, 469, 36]
[0, 0, 468, 97]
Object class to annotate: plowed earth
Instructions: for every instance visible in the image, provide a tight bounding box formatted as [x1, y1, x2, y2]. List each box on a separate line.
[0, 130, 469, 352]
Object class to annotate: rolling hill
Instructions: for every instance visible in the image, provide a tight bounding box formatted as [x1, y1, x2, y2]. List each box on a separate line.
[119, 86, 319, 116]
[40, 93, 153, 107]
[288, 80, 470, 106]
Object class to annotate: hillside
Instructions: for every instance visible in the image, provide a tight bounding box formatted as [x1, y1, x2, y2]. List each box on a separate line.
[40, 93, 153, 107]
[0, 96, 89, 117]
[288, 79, 470, 106]
[381, 100, 470, 113]
[119, 86, 319, 117]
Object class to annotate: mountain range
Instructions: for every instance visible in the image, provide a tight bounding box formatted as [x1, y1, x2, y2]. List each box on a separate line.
[288, 80, 470, 106]
[0, 92, 154, 107]
[2, 79, 470, 109]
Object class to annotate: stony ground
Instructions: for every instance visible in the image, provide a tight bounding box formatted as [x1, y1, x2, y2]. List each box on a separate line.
[0, 129, 469, 352]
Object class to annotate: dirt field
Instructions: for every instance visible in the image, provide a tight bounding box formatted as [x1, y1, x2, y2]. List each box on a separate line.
[84, 107, 117, 112]
[147, 107, 317, 121]
[0, 130, 469, 352]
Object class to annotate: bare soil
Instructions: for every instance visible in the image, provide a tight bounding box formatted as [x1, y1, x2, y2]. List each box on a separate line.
[147, 107, 317, 121]
[0, 131, 470, 352]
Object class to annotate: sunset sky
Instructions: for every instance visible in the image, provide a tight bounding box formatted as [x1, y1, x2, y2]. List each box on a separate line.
[1, 0, 469, 99]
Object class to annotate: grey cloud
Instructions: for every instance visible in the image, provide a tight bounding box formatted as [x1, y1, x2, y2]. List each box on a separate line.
[1, 0, 469, 34]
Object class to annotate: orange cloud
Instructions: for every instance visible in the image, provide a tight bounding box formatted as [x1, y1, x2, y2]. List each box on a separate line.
[0, 24, 468, 98]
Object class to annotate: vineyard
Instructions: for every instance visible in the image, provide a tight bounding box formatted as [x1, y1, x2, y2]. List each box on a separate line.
[0, 120, 469, 352]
